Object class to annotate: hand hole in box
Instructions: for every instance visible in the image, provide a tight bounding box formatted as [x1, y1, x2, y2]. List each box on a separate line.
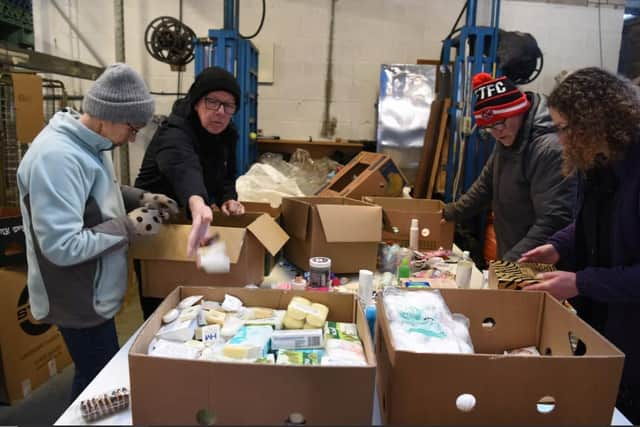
[421, 228, 430, 237]
[544, 347, 552, 356]
[536, 395, 556, 414]
[382, 393, 386, 412]
[455, 393, 476, 412]
[481, 317, 496, 329]
[285, 412, 306, 425]
[195, 408, 216, 425]
[568, 331, 587, 356]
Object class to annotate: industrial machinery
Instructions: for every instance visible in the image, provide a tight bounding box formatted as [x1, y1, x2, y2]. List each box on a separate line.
[144, 0, 263, 176]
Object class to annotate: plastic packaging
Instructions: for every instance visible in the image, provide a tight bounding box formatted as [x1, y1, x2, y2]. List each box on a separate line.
[409, 218, 419, 251]
[382, 288, 474, 354]
[79, 387, 130, 422]
[455, 251, 473, 289]
[309, 257, 331, 288]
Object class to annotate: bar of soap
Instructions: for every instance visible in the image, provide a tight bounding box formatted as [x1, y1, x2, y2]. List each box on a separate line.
[178, 295, 203, 310]
[162, 308, 179, 324]
[283, 313, 305, 330]
[223, 344, 259, 360]
[205, 309, 226, 325]
[287, 296, 312, 320]
[179, 305, 201, 322]
[305, 303, 329, 328]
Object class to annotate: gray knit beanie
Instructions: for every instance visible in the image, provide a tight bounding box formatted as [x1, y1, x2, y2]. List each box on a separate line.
[83, 63, 155, 124]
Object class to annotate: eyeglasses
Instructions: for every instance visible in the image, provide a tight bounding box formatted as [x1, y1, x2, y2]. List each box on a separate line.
[127, 123, 144, 135]
[203, 97, 236, 115]
[479, 119, 507, 134]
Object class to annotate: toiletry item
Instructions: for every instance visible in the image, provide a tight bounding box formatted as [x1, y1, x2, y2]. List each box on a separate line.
[456, 251, 473, 289]
[397, 257, 411, 280]
[309, 256, 331, 288]
[358, 269, 374, 307]
[409, 218, 419, 251]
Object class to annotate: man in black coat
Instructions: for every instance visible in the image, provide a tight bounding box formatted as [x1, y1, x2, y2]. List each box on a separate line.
[135, 66, 245, 317]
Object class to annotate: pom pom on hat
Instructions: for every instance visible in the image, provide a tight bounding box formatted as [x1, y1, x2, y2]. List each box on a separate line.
[472, 72, 530, 127]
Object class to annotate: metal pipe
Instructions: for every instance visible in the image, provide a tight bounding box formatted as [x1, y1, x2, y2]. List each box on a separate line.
[51, 0, 107, 67]
[113, 0, 129, 184]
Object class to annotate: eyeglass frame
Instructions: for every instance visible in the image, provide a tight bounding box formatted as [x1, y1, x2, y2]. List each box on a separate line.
[479, 119, 507, 134]
[127, 123, 144, 135]
[203, 97, 237, 115]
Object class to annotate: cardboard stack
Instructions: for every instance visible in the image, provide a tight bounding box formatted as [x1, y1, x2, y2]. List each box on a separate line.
[317, 152, 407, 199]
[375, 288, 624, 425]
[130, 212, 289, 298]
[128, 286, 376, 425]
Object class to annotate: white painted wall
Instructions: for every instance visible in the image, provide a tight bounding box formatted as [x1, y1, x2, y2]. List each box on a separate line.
[32, 0, 624, 165]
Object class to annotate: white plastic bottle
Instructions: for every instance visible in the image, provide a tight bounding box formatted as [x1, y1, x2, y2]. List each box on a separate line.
[456, 251, 473, 289]
[409, 218, 419, 251]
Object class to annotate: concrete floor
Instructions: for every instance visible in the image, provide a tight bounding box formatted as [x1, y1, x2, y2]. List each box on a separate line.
[0, 263, 144, 425]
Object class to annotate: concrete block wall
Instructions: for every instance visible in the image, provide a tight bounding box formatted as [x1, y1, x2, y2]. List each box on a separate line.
[32, 0, 624, 173]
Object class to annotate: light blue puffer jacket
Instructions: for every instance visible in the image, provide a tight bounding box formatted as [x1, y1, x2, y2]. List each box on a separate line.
[17, 110, 137, 328]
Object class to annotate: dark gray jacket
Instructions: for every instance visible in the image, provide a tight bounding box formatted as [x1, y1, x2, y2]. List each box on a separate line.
[443, 92, 576, 261]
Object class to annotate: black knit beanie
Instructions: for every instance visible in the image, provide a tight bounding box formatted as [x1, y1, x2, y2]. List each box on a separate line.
[187, 66, 241, 108]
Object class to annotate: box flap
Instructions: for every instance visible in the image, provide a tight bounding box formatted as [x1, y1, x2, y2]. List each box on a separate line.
[246, 213, 289, 256]
[130, 225, 245, 263]
[281, 198, 310, 240]
[316, 205, 382, 242]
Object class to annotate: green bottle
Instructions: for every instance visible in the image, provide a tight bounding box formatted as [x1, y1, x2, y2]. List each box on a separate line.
[397, 257, 411, 280]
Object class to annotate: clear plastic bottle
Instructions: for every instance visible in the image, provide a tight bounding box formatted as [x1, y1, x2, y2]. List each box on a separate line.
[456, 251, 473, 289]
[409, 218, 419, 251]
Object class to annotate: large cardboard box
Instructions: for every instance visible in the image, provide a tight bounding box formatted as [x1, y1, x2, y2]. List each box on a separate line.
[363, 196, 454, 250]
[281, 197, 382, 273]
[0, 207, 26, 266]
[0, 267, 72, 404]
[243, 202, 284, 275]
[129, 286, 376, 425]
[318, 152, 407, 199]
[375, 288, 624, 425]
[130, 212, 289, 298]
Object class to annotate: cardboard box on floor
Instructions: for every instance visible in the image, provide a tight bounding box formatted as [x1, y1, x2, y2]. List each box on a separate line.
[0, 267, 72, 404]
[0, 207, 26, 266]
[129, 212, 289, 298]
[128, 286, 376, 425]
[317, 151, 407, 199]
[376, 288, 624, 425]
[363, 196, 454, 250]
[281, 197, 382, 273]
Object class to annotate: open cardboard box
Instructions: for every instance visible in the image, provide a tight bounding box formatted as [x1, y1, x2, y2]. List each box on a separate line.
[376, 288, 624, 425]
[0, 267, 71, 404]
[130, 212, 289, 298]
[281, 197, 382, 273]
[128, 286, 376, 425]
[363, 196, 454, 250]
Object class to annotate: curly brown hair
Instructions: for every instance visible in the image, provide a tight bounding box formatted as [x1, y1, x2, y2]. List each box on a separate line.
[548, 67, 640, 174]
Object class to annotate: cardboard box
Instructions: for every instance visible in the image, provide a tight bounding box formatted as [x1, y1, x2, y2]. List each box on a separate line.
[318, 152, 407, 199]
[376, 288, 624, 425]
[362, 196, 454, 250]
[0, 207, 26, 266]
[281, 197, 382, 273]
[129, 286, 376, 425]
[489, 260, 556, 290]
[0, 267, 72, 404]
[130, 212, 289, 298]
[243, 202, 284, 275]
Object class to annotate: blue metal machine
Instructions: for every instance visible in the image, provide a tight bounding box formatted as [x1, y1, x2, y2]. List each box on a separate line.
[443, 0, 501, 203]
[193, 0, 259, 176]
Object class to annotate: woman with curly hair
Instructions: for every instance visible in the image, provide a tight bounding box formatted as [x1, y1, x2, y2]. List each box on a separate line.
[520, 67, 640, 423]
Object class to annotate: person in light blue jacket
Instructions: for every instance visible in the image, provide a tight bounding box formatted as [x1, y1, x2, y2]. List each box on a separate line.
[17, 63, 178, 400]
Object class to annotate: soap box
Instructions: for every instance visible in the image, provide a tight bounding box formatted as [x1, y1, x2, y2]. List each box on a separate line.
[129, 287, 375, 425]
